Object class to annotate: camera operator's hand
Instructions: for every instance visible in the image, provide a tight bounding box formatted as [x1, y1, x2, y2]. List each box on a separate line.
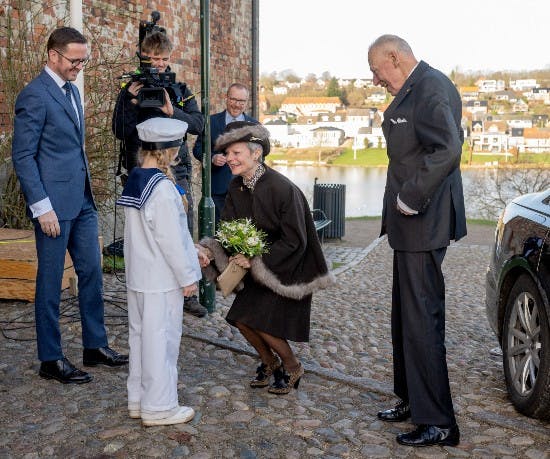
[160, 89, 174, 117]
[127, 81, 143, 105]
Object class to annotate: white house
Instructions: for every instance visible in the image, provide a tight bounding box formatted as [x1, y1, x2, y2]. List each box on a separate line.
[280, 97, 341, 116]
[509, 79, 539, 91]
[366, 91, 386, 103]
[311, 126, 345, 147]
[465, 100, 488, 115]
[273, 85, 288, 95]
[476, 79, 505, 93]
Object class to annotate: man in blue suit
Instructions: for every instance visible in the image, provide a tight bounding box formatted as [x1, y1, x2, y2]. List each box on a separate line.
[12, 27, 128, 385]
[192, 83, 258, 227]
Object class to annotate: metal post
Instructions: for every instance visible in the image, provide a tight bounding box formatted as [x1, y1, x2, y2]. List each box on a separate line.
[198, 0, 216, 312]
[250, 0, 259, 119]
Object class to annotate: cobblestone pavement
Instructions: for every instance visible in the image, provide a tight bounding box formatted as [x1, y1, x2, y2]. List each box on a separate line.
[1, 223, 549, 458]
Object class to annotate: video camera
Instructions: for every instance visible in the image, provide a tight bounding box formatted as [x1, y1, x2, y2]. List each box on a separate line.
[119, 11, 183, 108]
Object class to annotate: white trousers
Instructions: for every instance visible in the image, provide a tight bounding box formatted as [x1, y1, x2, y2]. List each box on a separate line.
[127, 288, 184, 419]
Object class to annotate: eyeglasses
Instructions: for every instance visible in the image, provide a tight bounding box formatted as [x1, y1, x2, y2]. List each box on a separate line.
[54, 49, 90, 67]
[228, 97, 248, 105]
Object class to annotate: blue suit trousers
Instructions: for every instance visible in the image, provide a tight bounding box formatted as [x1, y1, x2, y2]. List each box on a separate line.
[33, 191, 107, 361]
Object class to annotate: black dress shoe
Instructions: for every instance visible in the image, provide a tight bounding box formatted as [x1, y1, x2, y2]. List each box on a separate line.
[83, 346, 128, 367]
[377, 400, 411, 422]
[39, 357, 93, 384]
[396, 424, 460, 447]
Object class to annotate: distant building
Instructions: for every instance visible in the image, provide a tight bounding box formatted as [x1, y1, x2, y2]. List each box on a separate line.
[280, 97, 341, 116]
[311, 126, 345, 147]
[366, 90, 386, 103]
[273, 85, 288, 95]
[509, 79, 539, 91]
[459, 86, 479, 101]
[476, 79, 505, 93]
[465, 100, 488, 115]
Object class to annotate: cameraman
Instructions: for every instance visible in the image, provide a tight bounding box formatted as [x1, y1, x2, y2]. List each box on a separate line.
[112, 31, 207, 318]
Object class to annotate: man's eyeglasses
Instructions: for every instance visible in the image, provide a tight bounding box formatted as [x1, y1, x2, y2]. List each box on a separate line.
[54, 49, 90, 67]
[228, 97, 247, 105]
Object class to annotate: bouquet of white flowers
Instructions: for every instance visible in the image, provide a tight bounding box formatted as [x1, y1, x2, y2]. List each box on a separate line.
[214, 218, 269, 297]
[216, 218, 269, 258]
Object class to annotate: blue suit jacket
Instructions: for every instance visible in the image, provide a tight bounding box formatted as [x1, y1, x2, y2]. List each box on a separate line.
[12, 70, 94, 220]
[192, 110, 257, 195]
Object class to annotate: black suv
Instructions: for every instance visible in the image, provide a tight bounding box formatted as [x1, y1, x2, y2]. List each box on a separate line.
[485, 189, 550, 420]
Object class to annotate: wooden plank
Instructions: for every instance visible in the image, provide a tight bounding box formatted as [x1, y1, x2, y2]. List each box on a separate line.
[0, 228, 75, 302]
[0, 267, 73, 302]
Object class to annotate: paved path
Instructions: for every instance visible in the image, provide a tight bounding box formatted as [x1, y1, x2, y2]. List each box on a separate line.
[1, 220, 549, 458]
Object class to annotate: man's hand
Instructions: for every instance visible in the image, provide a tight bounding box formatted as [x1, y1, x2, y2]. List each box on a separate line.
[183, 282, 198, 297]
[127, 81, 143, 105]
[212, 153, 227, 167]
[160, 89, 174, 117]
[38, 210, 61, 238]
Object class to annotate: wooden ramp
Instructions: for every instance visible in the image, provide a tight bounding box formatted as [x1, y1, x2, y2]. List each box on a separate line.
[0, 228, 74, 302]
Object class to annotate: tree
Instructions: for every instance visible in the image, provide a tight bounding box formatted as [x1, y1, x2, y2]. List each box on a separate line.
[260, 71, 278, 91]
[304, 73, 317, 84]
[465, 168, 550, 220]
[321, 71, 331, 81]
[326, 77, 340, 97]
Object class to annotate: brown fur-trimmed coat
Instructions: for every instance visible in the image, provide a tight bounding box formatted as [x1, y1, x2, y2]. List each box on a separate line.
[202, 166, 334, 342]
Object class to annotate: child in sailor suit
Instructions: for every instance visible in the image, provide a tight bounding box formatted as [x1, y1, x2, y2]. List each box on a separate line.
[116, 117, 207, 427]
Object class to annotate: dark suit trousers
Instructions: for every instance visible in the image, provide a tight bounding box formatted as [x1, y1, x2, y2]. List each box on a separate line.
[391, 248, 456, 426]
[33, 190, 108, 361]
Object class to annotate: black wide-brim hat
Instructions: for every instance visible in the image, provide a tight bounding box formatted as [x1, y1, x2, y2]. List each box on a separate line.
[214, 121, 270, 156]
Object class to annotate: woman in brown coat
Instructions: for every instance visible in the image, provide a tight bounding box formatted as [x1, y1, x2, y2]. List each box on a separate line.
[204, 121, 333, 394]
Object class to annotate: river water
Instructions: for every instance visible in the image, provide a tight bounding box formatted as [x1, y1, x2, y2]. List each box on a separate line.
[272, 165, 525, 219]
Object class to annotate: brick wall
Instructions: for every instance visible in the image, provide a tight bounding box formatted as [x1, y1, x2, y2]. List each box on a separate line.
[0, 0, 254, 233]
[0, 0, 254, 130]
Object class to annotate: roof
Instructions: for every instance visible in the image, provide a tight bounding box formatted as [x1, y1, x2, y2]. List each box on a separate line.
[523, 128, 550, 139]
[281, 97, 341, 104]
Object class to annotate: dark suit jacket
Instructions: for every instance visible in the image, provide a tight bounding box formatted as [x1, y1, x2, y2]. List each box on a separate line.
[381, 61, 467, 251]
[12, 70, 93, 220]
[192, 110, 257, 195]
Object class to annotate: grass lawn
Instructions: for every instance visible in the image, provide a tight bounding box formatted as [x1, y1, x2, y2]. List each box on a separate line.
[268, 145, 550, 168]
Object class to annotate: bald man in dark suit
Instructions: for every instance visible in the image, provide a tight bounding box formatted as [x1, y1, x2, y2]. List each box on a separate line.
[368, 34, 466, 447]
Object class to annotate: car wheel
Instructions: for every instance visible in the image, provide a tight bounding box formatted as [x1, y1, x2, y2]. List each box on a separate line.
[502, 273, 550, 420]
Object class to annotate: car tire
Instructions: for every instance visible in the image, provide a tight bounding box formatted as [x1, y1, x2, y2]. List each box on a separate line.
[502, 273, 550, 420]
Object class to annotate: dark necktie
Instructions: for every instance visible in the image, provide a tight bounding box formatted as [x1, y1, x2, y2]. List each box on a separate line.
[63, 82, 79, 125]
[63, 82, 73, 104]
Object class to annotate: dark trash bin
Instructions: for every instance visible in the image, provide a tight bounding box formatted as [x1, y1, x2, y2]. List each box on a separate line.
[313, 180, 345, 238]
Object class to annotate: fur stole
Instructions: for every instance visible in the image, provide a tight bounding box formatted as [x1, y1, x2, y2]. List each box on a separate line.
[199, 237, 335, 300]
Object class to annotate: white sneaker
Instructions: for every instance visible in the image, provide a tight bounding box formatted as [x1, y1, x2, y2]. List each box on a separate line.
[142, 406, 195, 427]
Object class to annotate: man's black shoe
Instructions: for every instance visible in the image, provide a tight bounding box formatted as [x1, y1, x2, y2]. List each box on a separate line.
[184, 295, 208, 318]
[377, 400, 411, 422]
[39, 357, 93, 384]
[396, 424, 460, 447]
[83, 346, 128, 367]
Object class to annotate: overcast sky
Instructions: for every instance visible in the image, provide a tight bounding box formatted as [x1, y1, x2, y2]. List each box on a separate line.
[259, 0, 549, 78]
